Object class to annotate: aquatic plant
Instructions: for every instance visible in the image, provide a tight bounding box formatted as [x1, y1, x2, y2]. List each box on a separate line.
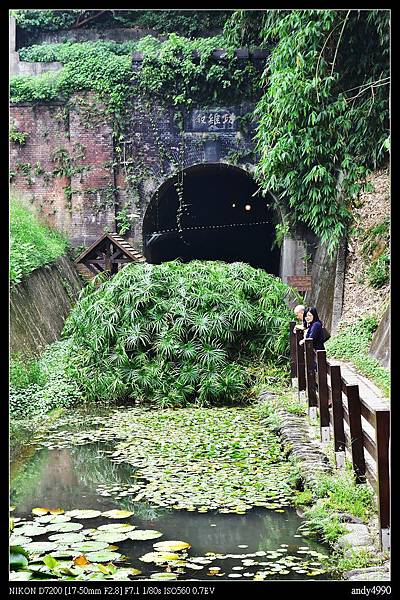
[62, 260, 292, 406]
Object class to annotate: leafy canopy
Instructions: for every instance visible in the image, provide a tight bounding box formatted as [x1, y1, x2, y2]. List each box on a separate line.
[62, 260, 293, 407]
[225, 9, 390, 254]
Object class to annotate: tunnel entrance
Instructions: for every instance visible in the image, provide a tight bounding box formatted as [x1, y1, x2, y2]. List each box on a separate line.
[143, 164, 281, 274]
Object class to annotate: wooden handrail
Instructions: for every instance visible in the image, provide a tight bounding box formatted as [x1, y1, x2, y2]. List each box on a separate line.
[289, 322, 390, 550]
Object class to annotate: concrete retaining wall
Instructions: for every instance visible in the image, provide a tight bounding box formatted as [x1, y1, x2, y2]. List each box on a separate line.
[10, 255, 83, 357]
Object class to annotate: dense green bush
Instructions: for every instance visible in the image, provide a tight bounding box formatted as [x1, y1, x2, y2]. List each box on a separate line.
[326, 315, 390, 396]
[10, 198, 68, 284]
[9, 341, 82, 420]
[62, 260, 293, 407]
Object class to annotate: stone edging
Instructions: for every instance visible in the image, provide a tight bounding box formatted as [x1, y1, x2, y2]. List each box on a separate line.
[257, 390, 390, 581]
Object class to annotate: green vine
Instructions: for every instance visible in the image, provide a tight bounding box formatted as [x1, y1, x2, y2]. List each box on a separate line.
[9, 125, 28, 145]
[224, 9, 390, 255]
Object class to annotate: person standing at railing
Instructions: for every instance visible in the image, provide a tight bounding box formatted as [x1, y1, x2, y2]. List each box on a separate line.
[293, 304, 308, 334]
[299, 306, 325, 353]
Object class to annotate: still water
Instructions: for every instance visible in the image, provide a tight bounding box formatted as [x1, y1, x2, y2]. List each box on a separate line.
[10, 419, 331, 580]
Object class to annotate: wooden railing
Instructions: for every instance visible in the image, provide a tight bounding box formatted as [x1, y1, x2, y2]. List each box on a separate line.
[289, 321, 390, 551]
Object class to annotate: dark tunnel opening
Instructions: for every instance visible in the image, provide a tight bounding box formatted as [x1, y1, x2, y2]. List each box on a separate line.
[143, 164, 281, 274]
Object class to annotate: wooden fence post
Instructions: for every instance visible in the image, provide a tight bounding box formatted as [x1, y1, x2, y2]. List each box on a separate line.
[346, 384, 366, 483]
[316, 350, 330, 442]
[330, 365, 346, 468]
[295, 328, 306, 397]
[375, 409, 390, 550]
[290, 321, 297, 387]
[304, 338, 317, 420]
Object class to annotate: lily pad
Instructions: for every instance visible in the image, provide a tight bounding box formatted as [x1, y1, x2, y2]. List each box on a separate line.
[65, 510, 102, 519]
[150, 573, 178, 580]
[90, 532, 131, 544]
[24, 541, 58, 553]
[14, 525, 47, 537]
[36, 515, 71, 524]
[128, 530, 163, 541]
[153, 541, 190, 552]
[139, 552, 181, 563]
[97, 524, 136, 533]
[85, 551, 123, 563]
[46, 522, 84, 533]
[32, 508, 64, 516]
[101, 510, 134, 519]
[9, 571, 33, 581]
[9, 535, 33, 546]
[48, 533, 86, 543]
[69, 541, 111, 553]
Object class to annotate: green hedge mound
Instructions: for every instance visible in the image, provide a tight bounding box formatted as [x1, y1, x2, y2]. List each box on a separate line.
[63, 260, 293, 407]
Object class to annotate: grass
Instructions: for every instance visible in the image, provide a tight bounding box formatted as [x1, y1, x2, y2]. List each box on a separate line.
[10, 196, 68, 284]
[325, 315, 390, 396]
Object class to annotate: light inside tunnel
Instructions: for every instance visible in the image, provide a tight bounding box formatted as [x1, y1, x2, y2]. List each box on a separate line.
[142, 164, 281, 274]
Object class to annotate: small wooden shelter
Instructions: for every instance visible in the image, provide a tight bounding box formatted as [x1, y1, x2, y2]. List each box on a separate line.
[75, 232, 146, 280]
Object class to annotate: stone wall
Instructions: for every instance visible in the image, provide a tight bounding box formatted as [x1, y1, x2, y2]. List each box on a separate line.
[369, 303, 390, 368]
[304, 237, 346, 335]
[10, 255, 83, 357]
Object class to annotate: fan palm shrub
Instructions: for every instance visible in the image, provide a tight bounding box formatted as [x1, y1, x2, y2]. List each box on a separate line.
[62, 260, 293, 407]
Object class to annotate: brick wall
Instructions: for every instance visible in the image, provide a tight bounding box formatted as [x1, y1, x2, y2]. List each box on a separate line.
[10, 93, 257, 249]
[10, 94, 115, 246]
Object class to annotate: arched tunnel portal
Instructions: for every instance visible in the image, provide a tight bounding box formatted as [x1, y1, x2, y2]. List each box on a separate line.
[142, 164, 281, 275]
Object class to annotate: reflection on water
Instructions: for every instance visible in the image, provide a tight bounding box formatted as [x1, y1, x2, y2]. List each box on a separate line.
[10, 437, 331, 580]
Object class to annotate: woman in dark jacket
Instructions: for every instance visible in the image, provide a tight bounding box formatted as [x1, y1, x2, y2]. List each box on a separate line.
[304, 306, 325, 351]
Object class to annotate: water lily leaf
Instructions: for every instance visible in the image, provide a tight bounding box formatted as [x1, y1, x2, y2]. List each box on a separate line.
[69, 541, 110, 553]
[14, 525, 47, 537]
[150, 572, 178, 580]
[43, 555, 59, 569]
[9, 535, 32, 546]
[31, 508, 50, 516]
[139, 552, 180, 563]
[32, 508, 64, 516]
[46, 522, 84, 533]
[97, 524, 136, 533]
[48, 533, 86, 543]
[153, 540, 190, 552]
[101, 510, 134, 519]
[24, 541, 58, 553]
[9, 571, 32, 580]
[65, 510, 102, 519]
[36, 515, 71, 524]
[85, 551, 123, 563]
[128, 530, 163, 541]
[74, 555, 89, 566]
[90, 532, 131, 544]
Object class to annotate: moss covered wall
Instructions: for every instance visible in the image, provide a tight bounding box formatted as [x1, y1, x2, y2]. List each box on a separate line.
[10, 255, 83, 357]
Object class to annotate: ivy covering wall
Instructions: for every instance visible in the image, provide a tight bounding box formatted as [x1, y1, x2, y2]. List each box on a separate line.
[10, 9, 390, 254]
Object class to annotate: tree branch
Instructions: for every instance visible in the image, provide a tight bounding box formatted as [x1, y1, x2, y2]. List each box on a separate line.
[330, 10, 351, 77]
[72, 10, 108, 29]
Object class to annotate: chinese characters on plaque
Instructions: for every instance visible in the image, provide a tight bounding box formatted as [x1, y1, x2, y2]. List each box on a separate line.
[190, 110, 237, 131]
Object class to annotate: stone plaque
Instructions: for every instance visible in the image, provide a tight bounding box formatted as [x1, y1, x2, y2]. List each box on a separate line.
[188, 109, 237, 132]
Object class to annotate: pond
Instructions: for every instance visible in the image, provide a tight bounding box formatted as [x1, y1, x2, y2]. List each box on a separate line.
[10, 406, 331, 581]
